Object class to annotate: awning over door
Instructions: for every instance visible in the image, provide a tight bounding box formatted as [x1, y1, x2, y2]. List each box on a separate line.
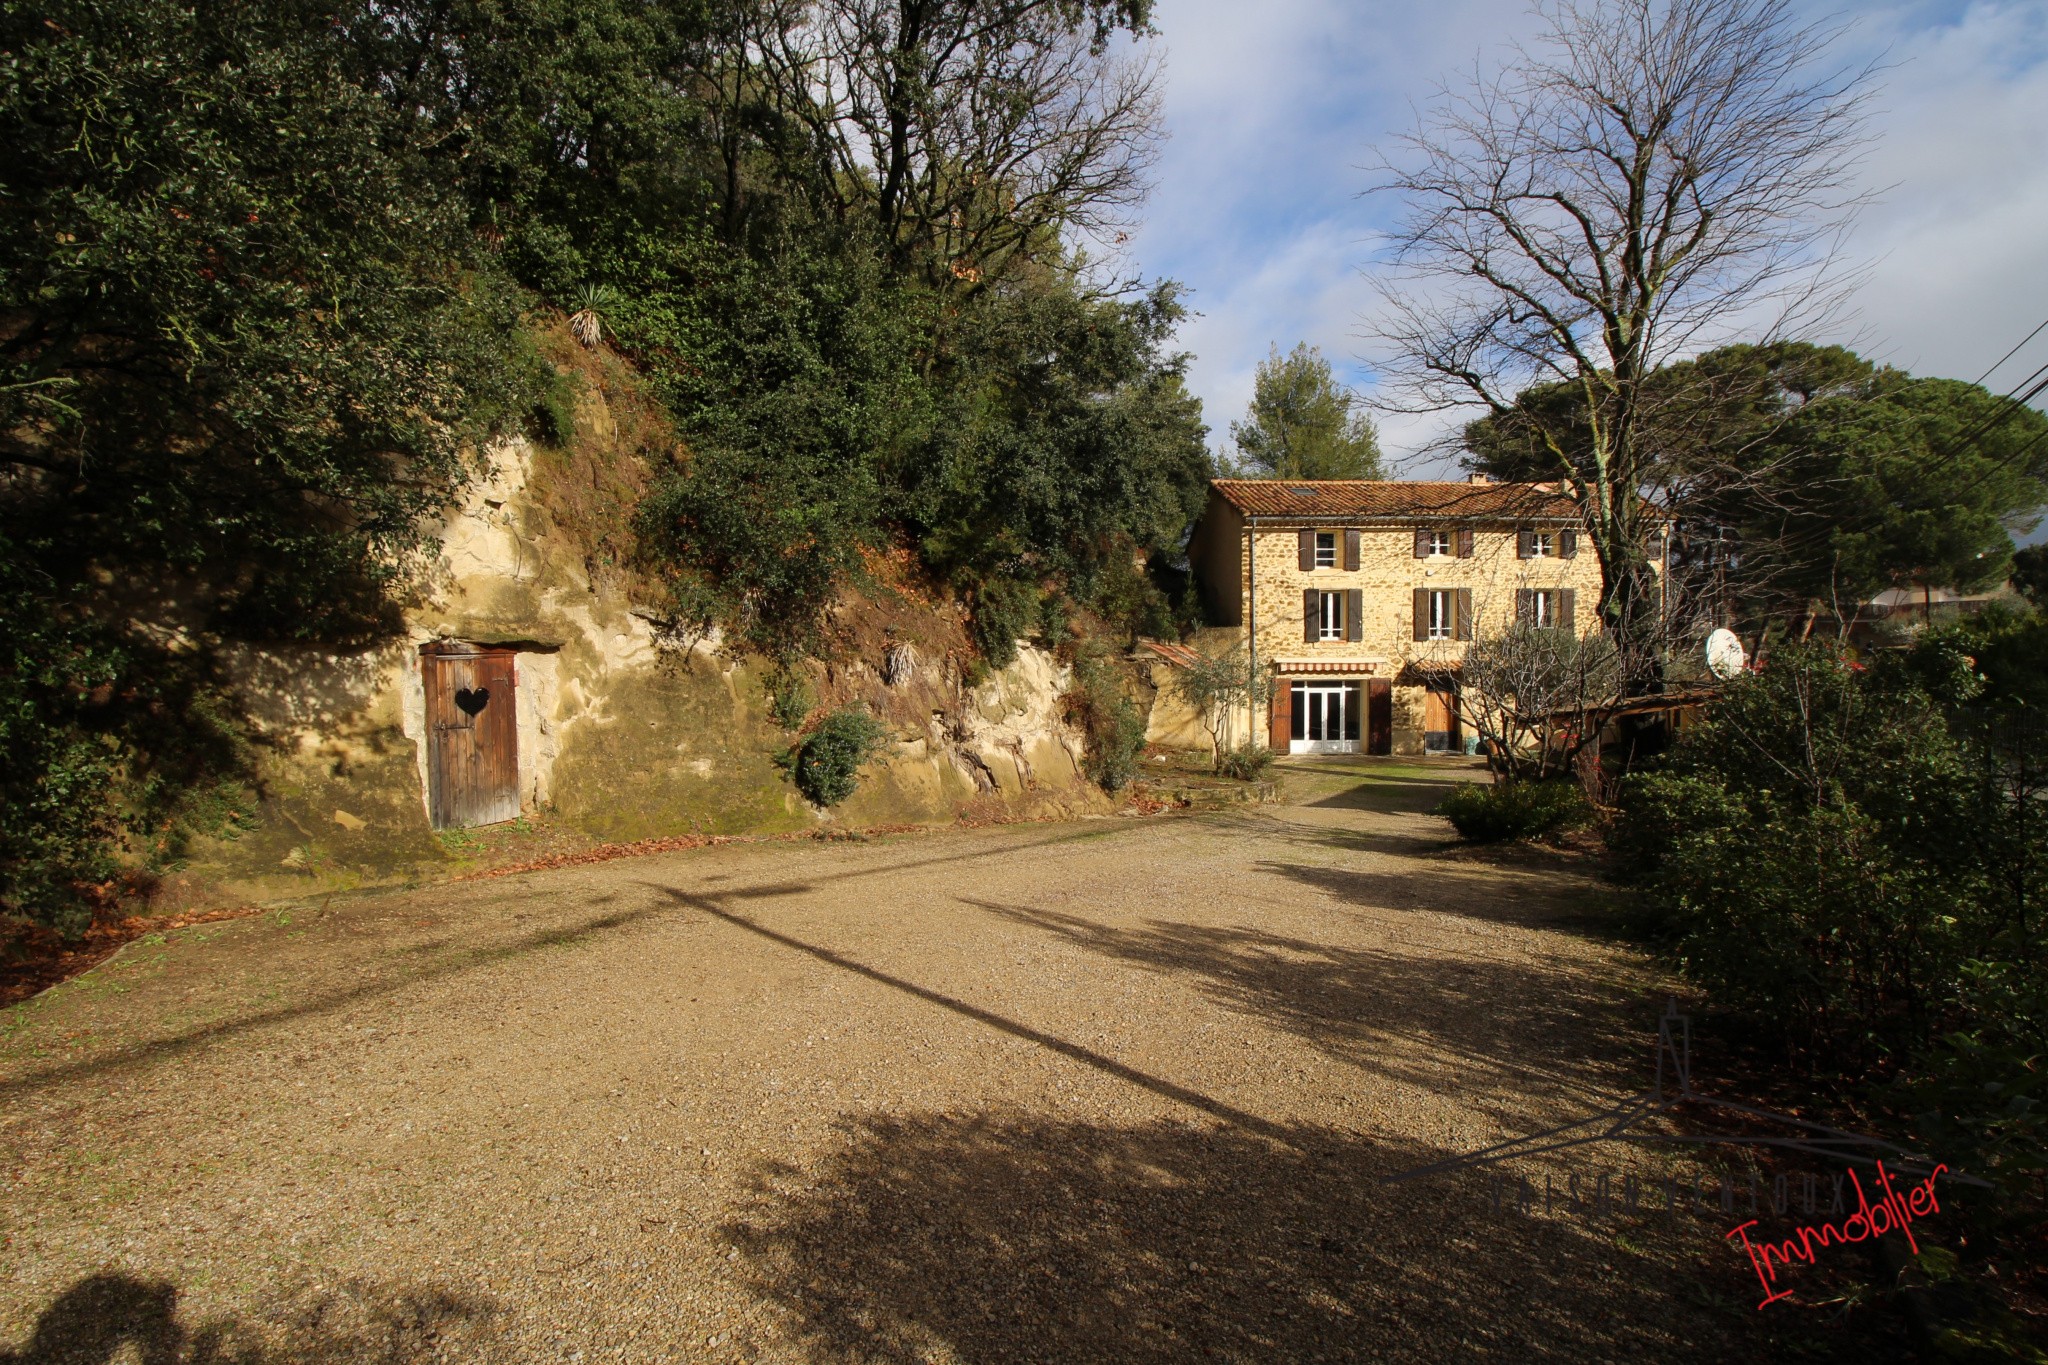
[1272, 658, 1389, 675]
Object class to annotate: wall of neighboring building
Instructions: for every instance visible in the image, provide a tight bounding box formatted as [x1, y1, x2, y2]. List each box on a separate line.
[1244, 522, 1605, 754]
[1186, 491, 1246, 627]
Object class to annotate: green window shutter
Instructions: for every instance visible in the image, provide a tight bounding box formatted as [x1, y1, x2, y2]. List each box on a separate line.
[1298, 529, 1315, 572]
[1516, 588, 1533, 625]
[1456, 529, 1474, 558]
[1344, 589, 1363, 642]
[1560, 588, 1576, 631]
[1560, 528, 1578, 558]
[1517, 529, 1534, 559]
[1344, 529, 1362, 571]
[1303, 588, 1318, 643]
[1456, 589, 1474, 641]
[1412, 588, 1427, 642]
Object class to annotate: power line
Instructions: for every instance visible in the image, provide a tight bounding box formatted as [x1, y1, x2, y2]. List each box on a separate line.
[1683, 348, 2048, 594]
[1974, 313, 2048, 387]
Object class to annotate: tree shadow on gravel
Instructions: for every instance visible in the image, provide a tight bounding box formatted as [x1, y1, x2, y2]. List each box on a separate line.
[0, 1274, 493, 1365]
[1253, 859, 1604, 930]
[0, 904, 662, 1098]
[963, 899, 1637, 1105]
[725, 1112, 1904, 1365]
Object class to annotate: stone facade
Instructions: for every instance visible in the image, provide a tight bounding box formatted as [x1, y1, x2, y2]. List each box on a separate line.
[1187, 479, 1614, 756]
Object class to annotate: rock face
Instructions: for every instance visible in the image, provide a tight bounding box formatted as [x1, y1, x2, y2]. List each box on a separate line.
[171, 436, 1105, 908]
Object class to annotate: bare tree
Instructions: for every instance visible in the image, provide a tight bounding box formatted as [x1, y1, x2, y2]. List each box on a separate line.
[1370, 0, 1876, 682]
[752, 0, 1163, 286]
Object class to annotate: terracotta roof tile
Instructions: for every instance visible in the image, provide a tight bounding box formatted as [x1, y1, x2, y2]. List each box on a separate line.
[1210, 478, 1581, 521]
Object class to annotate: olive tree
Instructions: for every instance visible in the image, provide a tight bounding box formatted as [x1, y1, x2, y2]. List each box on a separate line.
[1171, 645, 1270, 771]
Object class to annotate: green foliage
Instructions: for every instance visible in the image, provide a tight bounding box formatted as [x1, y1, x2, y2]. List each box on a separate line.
[1, 0, 537, 642]
[1466, 343, 2048, 617]
[969, 577, 1041, 671]
[766, 668, 816, 732]
[1226, 343, 1383, 480]
[0, 0, 531, 928]
[1435, 779, 1591, 843]
[624, 226, 924, 655]
[1612, 628, 2048, 1270]
[0, 550, 253, 934]
[1612, 644, 1990, 1054]
[1171, 645, 1269, 770]
[1064, 650, 1145, 793]
[532, 365, 582, 448]
[0, 0, 1213, 921]
[1036, 594, 1076, 649]
[789, 707, 890, 808]
[2010, 544, 2048, 608]
[1215, 743, 1275, 782]
[907, 278, 1213, 590]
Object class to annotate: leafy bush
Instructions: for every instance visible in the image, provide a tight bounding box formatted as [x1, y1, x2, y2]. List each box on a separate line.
[1610, 633, 2048, 1304]
[1036, 593, 1075, 648]
[1610, 642, 1985, 1057]
[1064, 650, 1145, 793]
[1435, 779, 1591, 842]
[969, 576, 1039, 671]
[0, 557, 253, 934]
[766, 668, 816, 731]
[788, 707, 890, 808]
[1216, 743, 1275, 782]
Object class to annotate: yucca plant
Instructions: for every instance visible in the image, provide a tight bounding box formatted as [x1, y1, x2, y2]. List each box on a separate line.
[567, 284, 621, 348]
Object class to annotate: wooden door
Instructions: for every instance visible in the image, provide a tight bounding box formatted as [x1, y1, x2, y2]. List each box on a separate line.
[423, 646, 520, 829]
[1423, 687, 1458, 752]
[1367, 680, 1393, 755]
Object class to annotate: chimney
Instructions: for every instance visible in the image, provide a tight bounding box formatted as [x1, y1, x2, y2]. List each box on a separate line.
[1467, 473, 1493, 485]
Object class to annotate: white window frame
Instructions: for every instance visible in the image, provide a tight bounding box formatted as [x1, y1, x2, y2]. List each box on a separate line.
[1426, 589, 1453, 640]
[1427, 530, 1450, 557]
[1313, 531, 1337, 569]
[1318, 590, 1345, 640]
[1530, 530, 1555, 558]
[1530, 589, 1555, 628]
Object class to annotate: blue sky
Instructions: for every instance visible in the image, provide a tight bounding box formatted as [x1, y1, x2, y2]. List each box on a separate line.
[1122, 0, 2048, 485]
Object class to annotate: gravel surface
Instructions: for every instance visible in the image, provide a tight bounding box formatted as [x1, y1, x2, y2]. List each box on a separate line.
[1, 759, 1907, 1363]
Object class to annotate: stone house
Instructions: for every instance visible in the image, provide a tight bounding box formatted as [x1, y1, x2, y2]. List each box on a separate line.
[1185, 477, 1615, 756]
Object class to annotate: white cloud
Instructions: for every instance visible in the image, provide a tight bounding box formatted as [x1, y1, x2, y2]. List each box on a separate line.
[1131, 0, 2048, 478]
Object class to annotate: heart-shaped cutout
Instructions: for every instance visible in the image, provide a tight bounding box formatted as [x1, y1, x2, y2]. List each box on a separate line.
[454, 686, 490, 716]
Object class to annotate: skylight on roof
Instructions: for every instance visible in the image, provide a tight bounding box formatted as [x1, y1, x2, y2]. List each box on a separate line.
[1289, 486, 1317, 496]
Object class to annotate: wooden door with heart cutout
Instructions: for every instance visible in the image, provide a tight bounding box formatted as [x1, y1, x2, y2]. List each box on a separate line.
[422, 644, 520, 828]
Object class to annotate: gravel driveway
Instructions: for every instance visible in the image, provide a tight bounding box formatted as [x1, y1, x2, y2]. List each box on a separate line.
[1, 759, 1904, 1363]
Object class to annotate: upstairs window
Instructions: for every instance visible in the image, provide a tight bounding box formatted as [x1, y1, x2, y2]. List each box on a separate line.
[1427, 589, 1454, 640]
[1530, 531, 1555, 558]
[1426, 530, 1450, 557]
[1517, 587, 1576, 630]
[1313, 532, 1337, 569]
[1318, 591, 1345, 640]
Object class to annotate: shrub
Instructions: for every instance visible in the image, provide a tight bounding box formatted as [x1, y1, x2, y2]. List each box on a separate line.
[789, 706, 889, 807]
[1435, 778, 1591, 843]
[766, 667, 815, 731]
[1609, 643, 1985, 1056]
[1216, 742, 1275, 782]
[1063, 649, 1145, 793]
[969, 576, 1038, 670]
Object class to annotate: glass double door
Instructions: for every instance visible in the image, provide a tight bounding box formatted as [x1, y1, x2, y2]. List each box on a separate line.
[1291, 681, 1361, 753]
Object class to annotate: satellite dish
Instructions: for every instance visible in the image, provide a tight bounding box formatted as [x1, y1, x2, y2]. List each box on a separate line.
[1706, 628, 1747, 681]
